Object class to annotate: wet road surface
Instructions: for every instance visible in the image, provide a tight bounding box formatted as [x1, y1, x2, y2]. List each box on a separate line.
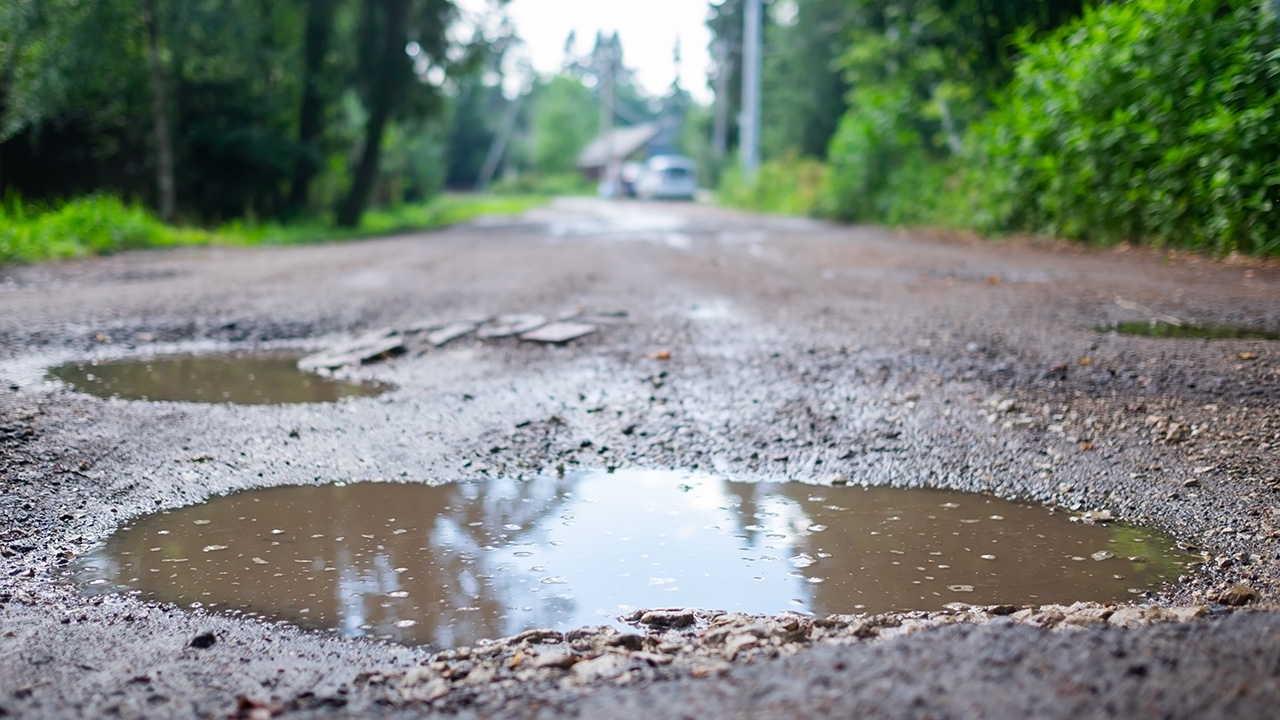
[0, 198, 1278, 718]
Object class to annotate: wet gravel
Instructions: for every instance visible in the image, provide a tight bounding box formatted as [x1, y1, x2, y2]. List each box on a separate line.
[0, 199, 1278, 718]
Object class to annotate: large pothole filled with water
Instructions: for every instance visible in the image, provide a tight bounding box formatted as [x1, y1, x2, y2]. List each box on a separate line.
[49, 354, 388, 404]
[70, 471, 1192, 649]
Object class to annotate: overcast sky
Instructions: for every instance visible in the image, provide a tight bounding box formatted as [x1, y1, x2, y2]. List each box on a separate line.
[473, 0, 715, 104]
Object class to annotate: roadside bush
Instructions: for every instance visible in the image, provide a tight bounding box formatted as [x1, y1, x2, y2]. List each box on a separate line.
[719, 154, 828, 216]
[823, 84, 970, 227]
[975, 0, 1280, 255]
[0, 193, 545, 265]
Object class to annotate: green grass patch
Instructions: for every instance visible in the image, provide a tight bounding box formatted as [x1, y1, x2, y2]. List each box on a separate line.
[1, 193, 547, 265]
[0, 194, 216, 264]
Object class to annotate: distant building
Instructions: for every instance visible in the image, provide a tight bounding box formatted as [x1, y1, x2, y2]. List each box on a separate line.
[575, 121, 682, 181]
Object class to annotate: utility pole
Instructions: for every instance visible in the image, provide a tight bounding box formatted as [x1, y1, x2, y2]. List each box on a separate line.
[599, 37, 616, 195]
[475, 95, 522, 193]
[740, 0, 762, 180]
[711, 38, 729, 161]
[476, 58, 534, 193]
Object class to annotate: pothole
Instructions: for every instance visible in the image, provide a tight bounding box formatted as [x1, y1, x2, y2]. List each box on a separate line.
[1101, 321, 1280, 340]
[48, 353, 388, 404]
[69, 471, 1192, 649]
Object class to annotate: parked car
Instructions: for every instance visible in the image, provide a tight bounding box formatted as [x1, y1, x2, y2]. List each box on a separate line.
[636, 155, 697, 201]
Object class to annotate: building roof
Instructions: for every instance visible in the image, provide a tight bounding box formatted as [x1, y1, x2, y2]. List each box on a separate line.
[575, 123, 662, 169]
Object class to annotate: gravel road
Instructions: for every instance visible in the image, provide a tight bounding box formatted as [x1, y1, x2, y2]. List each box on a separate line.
[0, 198, 1278, 718]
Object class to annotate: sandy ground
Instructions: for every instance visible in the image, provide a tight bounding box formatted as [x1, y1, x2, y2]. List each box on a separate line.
[0, 198, 1278, 718]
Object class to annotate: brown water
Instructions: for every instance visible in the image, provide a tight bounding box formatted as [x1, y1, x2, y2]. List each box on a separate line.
[71, 471, 1190, 649]
[49, 354, 387, 404]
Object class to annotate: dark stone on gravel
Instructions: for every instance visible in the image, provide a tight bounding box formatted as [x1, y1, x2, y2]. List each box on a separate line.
[189, 631, 217, 649]
[635, 610, 698, 629]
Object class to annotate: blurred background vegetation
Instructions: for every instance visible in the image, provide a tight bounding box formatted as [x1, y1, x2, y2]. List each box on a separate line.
[3, 0, 1278, 263]
[711, 0, 1280, 257]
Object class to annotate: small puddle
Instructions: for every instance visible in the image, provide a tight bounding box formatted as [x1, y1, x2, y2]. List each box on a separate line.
[49, 354, 387, 404]
[71, 471, 1191, 649]
[1102, 321, 1280, 340]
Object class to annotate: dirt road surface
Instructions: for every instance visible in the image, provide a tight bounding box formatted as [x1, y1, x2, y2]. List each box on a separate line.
[1, 199, 1279, 718]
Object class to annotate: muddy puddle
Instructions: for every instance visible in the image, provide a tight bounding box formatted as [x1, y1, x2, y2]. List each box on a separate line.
[1103, 321, 1280, 340]
[49, 354, 387, 404]
[70, 471, 1191, 649]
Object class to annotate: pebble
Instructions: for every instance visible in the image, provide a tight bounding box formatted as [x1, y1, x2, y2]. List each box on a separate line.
[1219, 584, 1259, 607]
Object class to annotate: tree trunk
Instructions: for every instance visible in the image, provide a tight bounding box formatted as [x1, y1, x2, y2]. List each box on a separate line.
[288, 0, 338, 212]
[335, 0, 408, 228]
[141, 0, 176, 222]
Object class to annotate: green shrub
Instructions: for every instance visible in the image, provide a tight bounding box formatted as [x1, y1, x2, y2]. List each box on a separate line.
[0, 195, 209, 264]
[718, 154, 829, 216]
[975, 0, 1280, 255]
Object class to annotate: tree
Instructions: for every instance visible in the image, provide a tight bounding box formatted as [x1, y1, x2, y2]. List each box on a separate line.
[531, 75, 598, 175]
[337, 0, 455, 227]
[288, 0, 341, 212]
[761, 0, 850, 160]
[140, 0, 175, 221]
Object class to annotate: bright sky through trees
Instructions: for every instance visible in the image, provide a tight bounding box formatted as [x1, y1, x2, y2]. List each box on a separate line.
[477, 0, 714, 102]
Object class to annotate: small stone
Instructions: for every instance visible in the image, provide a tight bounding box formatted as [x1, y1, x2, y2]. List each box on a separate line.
[690, 661, 731, 678]
[637, 610, 696, 629]
[1167, 605, 1208, 621]
[520, 322, 597, 344]
[1108, 608, 1153, 628]
[1219, 584, 1259, 607]
[298, 329, 404, 370]
[571, 654, 629, 682]
[189, 632, 216, 649]
[723, 634, 758, 660]
[476, 314, 547, 339]
[607, 634, 645, 651]
[1090, 551, 1114, 561]
[1062, 610, 1110, 627]
[828, 474, 849, 486]
[426, 322, 478, 347]
[1165, 423, 1190, 444]
[630, 651, 674, 666]
[1182, 478, 1200, 488]
[532, 652, 579, 670]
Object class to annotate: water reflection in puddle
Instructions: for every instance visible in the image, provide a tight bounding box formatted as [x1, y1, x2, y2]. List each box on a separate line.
[72, 471, 1190, 649]
[1102, 321, 1280, 340]
[49, 354, 387, 404]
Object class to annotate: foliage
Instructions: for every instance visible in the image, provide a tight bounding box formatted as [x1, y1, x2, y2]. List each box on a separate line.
[975, 0, 1280, 255]
[0, 0, 505, 228]
[0, 194, 212, 263]
[0, 193, 544, 265]
[531, 75, 599, 175]
[718, 154, 828, 217]
[761, 0, 850, 160]
[821, 0, 1085, 223]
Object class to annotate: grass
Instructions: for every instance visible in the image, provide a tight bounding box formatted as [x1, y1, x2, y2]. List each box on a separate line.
[0, 193, 547, 265]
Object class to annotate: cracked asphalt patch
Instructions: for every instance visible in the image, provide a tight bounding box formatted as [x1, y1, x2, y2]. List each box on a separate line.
[0, 199, 1278, 718]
